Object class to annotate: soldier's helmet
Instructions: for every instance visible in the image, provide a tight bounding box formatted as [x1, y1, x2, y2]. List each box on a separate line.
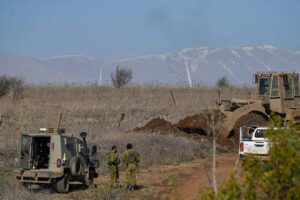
[126, 143, 132, 149]
[111, 145, 117, 150]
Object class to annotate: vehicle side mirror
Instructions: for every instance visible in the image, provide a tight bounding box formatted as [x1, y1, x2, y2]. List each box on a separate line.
[80, 132, 87, 139]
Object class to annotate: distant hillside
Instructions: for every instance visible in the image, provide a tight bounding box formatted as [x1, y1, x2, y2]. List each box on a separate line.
[1, 45, 299, 85]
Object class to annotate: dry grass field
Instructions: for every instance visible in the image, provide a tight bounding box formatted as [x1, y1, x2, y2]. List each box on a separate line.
[0, 84, 253, 199]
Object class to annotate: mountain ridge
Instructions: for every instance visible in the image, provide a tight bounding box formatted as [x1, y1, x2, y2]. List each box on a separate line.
[0, 45, 299, 85]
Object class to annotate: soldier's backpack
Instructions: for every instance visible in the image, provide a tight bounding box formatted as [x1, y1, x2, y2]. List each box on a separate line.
[127, 151, 138, 164]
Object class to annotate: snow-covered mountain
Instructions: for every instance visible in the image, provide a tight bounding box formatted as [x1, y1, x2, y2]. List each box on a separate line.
[106, 45, 300, 85]
[1, 45, 299, 85]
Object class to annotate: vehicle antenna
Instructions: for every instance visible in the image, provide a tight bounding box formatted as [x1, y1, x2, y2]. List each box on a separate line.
[57, 113, 63, 129]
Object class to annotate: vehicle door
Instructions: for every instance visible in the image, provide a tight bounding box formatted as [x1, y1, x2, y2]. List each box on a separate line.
[19, 135, 32, 169]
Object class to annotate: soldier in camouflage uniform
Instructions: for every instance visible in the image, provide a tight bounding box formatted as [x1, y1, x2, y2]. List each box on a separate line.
[122, 143, 140, 191]
[107, 145, 120, 188]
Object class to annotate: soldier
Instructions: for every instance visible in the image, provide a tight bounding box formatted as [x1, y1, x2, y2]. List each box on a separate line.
[122, 143, 140, 191]
[107, 145, 120, 188]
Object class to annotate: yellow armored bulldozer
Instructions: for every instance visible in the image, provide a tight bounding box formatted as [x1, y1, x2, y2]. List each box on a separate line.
[216, 71, 300, 145]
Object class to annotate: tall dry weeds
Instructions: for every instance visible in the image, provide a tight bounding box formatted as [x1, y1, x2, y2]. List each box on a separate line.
[0, 180, 50, 200]
[94, 131, 215, 174]
[0, 85, 253, 149]
[0, 84, 252, 172]
[0, 84, 254, 199]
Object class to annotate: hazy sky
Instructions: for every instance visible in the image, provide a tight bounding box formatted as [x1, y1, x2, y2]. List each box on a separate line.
[0, 0, 299, 59]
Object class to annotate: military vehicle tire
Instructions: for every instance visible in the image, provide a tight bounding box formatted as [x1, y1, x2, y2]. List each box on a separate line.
[233, 113, 267, 148]
[70, 156, 81, 176]
[80, 159, 87, 176]
[57, 174, 70, 193]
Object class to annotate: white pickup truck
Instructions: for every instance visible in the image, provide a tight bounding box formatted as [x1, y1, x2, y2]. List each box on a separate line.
[239, 126, 271, 160]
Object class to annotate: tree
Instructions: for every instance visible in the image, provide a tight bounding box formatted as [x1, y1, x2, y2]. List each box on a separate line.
[216, 76, 230, 88]
[0, 75, 24, 100]
[111, 66, 133, 88]
[0, 75, 10, 98]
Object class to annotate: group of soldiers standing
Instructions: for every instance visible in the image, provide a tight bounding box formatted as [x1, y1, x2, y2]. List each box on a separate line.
[107, 143, 140, 191]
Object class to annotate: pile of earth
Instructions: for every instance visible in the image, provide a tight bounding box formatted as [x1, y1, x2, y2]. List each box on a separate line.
[133, 117, 180, 135]
[134, 110, 225, 136]
[132, 110, 235, 150]
[176, 109, 226, 136]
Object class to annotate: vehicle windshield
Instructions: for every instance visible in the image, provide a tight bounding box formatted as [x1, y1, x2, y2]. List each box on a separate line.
[259, 78, 270, 96]
[284, 75, 294, 99]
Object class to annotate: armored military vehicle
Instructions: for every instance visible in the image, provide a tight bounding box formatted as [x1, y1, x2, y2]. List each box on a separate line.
[16, 128, 99, 193]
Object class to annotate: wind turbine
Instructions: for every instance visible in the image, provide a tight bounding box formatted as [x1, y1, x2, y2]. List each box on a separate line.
[184, 58, 193, 87]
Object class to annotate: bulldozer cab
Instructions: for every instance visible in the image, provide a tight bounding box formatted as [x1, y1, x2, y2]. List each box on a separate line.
[255, 72, 300, 113]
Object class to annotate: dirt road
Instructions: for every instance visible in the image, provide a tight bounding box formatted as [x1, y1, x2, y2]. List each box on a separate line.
[52, 153, 239, 200]
[38, 153, 239, 200]
[93, 153, 239, 200]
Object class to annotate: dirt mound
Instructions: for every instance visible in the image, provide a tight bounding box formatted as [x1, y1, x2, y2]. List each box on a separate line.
[132, 111, 236, 150]
[176, 109, 225, 136]
[133, 110, 225, 136]
[133, 117, 179, 134]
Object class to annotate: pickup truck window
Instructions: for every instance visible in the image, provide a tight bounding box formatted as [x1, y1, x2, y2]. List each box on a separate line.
[255, 129, 265, 138]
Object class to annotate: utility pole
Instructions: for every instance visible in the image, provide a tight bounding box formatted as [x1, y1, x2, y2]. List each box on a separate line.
[210, 109, 218, 195]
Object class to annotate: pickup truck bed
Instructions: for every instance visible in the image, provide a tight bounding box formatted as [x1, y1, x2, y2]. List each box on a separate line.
[239, 127, 271, 160]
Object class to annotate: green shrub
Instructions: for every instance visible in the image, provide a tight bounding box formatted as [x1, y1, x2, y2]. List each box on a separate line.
[202, 123, 300, 200]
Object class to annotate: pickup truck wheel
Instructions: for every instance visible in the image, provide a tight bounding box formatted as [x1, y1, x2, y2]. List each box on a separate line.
[57, 174, 70, 193]
[233, 113, 267, 150]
